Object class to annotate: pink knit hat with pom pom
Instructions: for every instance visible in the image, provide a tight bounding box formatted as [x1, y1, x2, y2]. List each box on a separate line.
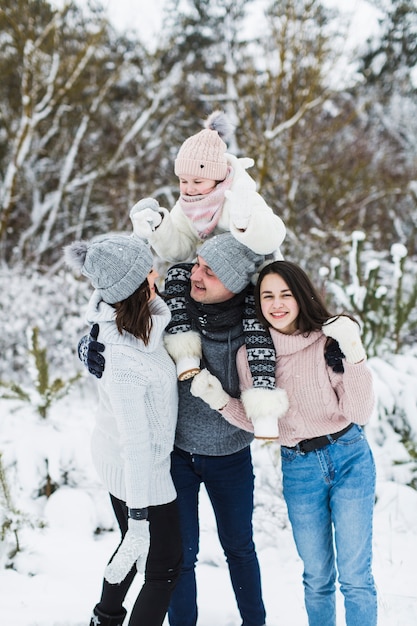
[174, 110, 233, 180]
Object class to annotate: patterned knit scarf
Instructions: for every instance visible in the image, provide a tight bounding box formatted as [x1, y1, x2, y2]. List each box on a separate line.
[179, 167, 233, 239]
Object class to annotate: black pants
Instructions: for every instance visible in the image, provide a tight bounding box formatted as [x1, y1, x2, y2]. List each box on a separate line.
[96, 494, 183, 626]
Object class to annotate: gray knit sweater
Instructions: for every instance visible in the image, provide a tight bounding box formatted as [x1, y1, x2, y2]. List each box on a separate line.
[85, 292, 177, 509]
[175, 311, 254, 456]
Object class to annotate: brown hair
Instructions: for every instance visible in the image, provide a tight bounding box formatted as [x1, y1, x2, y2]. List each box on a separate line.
[113, 278, 154, 345]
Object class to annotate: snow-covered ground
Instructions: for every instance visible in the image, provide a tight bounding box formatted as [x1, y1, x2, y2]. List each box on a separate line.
[1, 362, 416, 626]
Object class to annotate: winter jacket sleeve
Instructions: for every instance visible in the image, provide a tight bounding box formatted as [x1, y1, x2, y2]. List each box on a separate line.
[147, 201, 201, 262]
[221, 154, 286, 256]
[224, 190, 286, 256]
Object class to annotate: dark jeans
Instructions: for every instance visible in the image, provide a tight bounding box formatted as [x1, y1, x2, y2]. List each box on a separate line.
[168, 446, 266, 626]
[96, 495, 182, 626]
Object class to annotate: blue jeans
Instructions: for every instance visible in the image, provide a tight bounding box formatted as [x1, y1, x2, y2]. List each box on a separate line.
[168, 446, 266, 626]
[281, 424, 377, 626]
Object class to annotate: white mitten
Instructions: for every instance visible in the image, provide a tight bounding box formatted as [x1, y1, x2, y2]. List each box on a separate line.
[104, 518, 150, 584]
[241, 387, 289, 440]
[164, 331, 202, 381]
[225, 189, 252, 230]
[190, 369, 230, 411]
[322, 316, 366, 364]
[130, 197, 160, 215]
[130, 198, 162, 239]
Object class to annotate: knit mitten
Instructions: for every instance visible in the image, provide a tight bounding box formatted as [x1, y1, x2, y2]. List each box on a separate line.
[324, 339, 345, 373]
[164, 330, 202, 381]
[190, 369, 230, 411]
[77, 323, 105, 379]
[105, 519, 150, 584]
[225, 188, 252, 230]
[241, 387, 289, 439]
[130, 198, 162, 239]
[322, 316, 366, 364]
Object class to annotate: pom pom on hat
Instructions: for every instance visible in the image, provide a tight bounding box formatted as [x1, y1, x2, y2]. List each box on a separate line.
[64, 240, 88, 272]
[174, 110, 233, 181]
[64, 234, 153, 304]
[204, 110, 233, 142]
[198, 233, 265, 294]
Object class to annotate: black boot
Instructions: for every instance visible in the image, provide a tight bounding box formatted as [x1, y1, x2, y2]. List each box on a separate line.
[89, 605, 127, 626]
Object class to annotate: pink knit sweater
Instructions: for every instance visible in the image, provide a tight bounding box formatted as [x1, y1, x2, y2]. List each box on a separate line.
[222, 328, 375, 447]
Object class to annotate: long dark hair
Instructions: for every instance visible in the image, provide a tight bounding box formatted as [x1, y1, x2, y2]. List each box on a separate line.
[113, 278, 154, 345]
[254, 261, 333, 334]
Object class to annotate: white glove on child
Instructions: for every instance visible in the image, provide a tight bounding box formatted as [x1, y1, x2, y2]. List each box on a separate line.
[130, 198, 162, 239]
[104, 518, 150, 584]
[225, 189, 252, 230]
[322, 316, 366, 364]
[190, 369, 230, 411]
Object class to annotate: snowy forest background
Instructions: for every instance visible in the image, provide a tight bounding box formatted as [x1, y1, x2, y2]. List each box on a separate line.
[0, 0, 417, 623]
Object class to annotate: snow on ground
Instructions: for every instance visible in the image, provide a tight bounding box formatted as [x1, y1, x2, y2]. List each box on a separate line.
[1, 374, 416, 625]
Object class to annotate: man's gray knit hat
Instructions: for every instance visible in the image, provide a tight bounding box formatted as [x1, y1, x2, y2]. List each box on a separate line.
[198, 233, 265, 294]
[64, 234, 153, 303]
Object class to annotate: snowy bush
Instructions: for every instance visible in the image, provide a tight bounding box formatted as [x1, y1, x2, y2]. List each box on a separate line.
[0, 451, 45, 564]
[0, 265, 90, 382]
[0, 327, 81, 419]
[321, 232, 417, 356]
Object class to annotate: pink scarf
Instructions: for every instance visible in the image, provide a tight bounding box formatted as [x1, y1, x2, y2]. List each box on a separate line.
[179, 167, 233, 239]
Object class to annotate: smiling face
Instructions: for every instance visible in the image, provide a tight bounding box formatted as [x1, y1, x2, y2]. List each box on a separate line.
[190, 255, 235, 305]
[178, 175, 218, 196]
[259, 273, 299, 334]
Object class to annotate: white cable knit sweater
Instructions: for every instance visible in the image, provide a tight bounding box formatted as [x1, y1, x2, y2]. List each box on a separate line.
[222, 328, 375, 448]
[85, 293, 177, 509]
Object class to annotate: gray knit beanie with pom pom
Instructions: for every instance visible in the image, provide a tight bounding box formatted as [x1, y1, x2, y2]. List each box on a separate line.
[174, 110, 233, 180]
[63, 234, 153, 304]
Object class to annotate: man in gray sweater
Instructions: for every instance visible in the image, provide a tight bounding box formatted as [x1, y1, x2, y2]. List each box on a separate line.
[164, 233, 267, 626]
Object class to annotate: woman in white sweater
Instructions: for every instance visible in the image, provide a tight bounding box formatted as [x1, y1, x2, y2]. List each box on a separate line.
[65, 234, 182, 626]
[190, 260, 377, 626]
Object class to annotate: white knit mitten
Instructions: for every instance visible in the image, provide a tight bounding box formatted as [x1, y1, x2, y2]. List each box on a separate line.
[190, 369, 230, 411]
[130, 198, 162, 239]
[104, 519, 150, 584]
[164, 330, 202, 381]
[241, 387, 289, 440]
[322, 316, 366, 364]
[225, 189, 252, 230]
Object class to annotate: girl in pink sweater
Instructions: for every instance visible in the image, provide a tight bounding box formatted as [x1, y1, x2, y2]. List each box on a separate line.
[190, 260, 377, 626]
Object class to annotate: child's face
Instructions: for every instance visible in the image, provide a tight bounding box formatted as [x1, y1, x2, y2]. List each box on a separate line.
[259, 273, 299, 334]
[179, 175, 218, 196]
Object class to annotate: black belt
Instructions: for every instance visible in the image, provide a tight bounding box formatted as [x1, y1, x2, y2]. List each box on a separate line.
[284, 423, 353, 454]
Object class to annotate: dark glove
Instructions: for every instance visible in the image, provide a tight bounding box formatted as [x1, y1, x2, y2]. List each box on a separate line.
[324, 338, 345, 373]
[77, 323, 105, 378]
